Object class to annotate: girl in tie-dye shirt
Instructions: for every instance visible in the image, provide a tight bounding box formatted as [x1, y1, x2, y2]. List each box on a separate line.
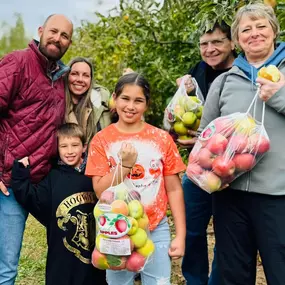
[86, 72, 186, 285]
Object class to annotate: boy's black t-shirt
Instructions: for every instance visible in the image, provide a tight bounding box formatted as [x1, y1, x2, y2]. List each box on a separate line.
[11, 161, 106, 285]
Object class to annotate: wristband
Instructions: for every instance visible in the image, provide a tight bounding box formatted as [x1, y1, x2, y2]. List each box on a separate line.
[121, 164, 133, 169]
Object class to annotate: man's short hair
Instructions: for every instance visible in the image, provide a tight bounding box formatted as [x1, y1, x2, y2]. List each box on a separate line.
[204, 21, 232, 40]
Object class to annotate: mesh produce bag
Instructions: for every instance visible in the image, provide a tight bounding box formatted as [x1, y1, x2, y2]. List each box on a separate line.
[92, 163, 154, 272]
[186, 86, 270, 193]
[163, 77, 204, 139]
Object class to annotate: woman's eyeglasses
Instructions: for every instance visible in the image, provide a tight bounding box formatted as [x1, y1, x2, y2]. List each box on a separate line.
[199, 37, 228, 49]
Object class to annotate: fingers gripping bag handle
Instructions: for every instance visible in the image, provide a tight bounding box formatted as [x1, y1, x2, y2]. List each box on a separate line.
[186, 85, 270, 193]
[92, 160, 155, 272]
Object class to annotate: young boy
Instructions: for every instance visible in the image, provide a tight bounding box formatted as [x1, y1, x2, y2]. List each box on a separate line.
[11, 123, 106, 285]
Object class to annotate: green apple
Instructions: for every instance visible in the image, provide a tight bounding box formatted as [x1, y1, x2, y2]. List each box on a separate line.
[115, 185, 128, 201]
[130, 228, 148, 248]
[173, 104, 185, 121]
[182, 112, 197, 127]
[191, 119, 200, 131]
[137, 214, 149, 230]
[128, 216, 139, 235]
[173, 121, 188, 135]
[128, 200, 144, 219]
[196, 106, 203, 119]
[189, 96, 201, 103]
[178, 135, 192, 140]
[93, 203, 103, 218]
[136, 239, 155, 257]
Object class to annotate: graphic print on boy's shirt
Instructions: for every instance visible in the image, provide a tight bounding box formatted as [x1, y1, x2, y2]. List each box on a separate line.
[86, 123, 185, 230]
[56, 191, 96, 264]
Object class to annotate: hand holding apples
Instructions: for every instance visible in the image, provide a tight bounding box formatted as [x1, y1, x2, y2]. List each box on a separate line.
[118, 142, 138, 169]
[256, 65, 285, 102]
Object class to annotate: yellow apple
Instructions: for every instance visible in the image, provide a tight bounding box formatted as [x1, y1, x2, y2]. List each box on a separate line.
[128, 216, 139, 236]
[136, 239, 155, 257]
[130, 228, 148, 248]
[128, 200, 144, 219]
[137, 213, 149, 230]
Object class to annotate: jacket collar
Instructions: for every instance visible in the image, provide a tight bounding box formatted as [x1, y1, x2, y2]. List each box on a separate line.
[29, 39, 70, 82]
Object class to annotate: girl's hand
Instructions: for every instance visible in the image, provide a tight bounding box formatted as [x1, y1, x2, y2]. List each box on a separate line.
[168, 236, 185, 260]
[18, 157, 30, 168]
[256, 72, 285, 102]
[118, 142, 138, 168]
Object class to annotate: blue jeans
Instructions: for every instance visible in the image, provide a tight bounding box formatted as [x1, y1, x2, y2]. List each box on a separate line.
[0, 188, 28, 285]
[106, 217, 171, 285]
[181, 174, 221, 285]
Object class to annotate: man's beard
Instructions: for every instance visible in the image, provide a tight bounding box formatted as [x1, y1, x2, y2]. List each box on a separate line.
[39, 40, 66, 61]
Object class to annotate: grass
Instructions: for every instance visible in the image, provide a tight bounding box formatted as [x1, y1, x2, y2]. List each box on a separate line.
[16, 215, 266, 285]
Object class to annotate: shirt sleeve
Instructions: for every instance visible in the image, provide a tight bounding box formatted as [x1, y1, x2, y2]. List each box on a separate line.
[0, 54, 21, 113]
[163, 133, 186, 176]
[85, 134, 110, 177]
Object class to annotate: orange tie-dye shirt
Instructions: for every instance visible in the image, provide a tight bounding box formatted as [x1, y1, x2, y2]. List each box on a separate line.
[85, 123, 185, 231]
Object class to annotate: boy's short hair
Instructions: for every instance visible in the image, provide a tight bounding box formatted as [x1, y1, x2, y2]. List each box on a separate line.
[57, 123, 85, 145]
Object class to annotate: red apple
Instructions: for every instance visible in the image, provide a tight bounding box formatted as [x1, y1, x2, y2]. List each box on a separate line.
[186, 163, 203, 179]
[91, 249, 110, 270]
[229, 134, 248, 153]
[201, 171, 222, 193]
[214, 117, 235, 137]
[126, 252, 146, 272]
[248, 134, 270, 154]
[206, 134, 228, 155]
[198, 148, 215, 169]
[232, 153, 256, 171]
[212, 156, 235, 177]
[100, 190, 114, 204]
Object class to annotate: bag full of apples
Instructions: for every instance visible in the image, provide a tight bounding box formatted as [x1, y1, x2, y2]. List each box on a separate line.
[163, 76, 204, 141]
[186, 86, 270, 193]
[92, 165, 154, 272]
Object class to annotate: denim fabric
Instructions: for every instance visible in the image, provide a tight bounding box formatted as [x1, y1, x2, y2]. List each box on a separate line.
[0, 188, 28, 285]
[181, 174, 220, 285]
[106, 216, 171, 285]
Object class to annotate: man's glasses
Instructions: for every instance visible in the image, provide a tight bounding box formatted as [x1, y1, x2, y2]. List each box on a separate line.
[199, 37, 228, 50]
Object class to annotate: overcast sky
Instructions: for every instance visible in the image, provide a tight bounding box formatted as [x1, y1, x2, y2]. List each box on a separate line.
[0, 0, 122, 38]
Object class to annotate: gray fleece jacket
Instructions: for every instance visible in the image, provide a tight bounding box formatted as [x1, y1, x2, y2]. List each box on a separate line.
[199, 61, 285, 196]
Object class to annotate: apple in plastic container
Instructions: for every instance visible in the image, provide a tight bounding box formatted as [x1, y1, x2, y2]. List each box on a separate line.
[212, 156, 235, 178]
[248, 134, 270, 154]
[186, 163, 203, 178]
[232, 153, 256, 171]
[213, 117, 235, 137]
[100, 190, 114, 204]
[106, 255, 127, 270]
[130, 228, 148, 248]
[128, 200, 144, 219]
[206, 134, 228, 155]
[229, 134, 248, 153]
[92, 249, 110, 270]
[198, 148, 216, 169]
[201, 171, 222, 193]
[126, 252, 146, 272]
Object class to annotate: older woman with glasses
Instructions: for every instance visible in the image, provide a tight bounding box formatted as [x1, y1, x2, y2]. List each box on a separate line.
[198, 3, 285, 284]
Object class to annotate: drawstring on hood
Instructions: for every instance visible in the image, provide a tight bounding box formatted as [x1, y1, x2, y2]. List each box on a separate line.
[233, 42, 285, 83]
